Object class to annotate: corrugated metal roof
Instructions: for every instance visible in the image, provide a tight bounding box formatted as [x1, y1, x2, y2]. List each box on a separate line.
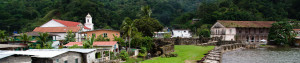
[0, 44, 26, 48]
[27, 49, 96, 53]
[1, 51, 68, 58]
[0, 53, 14, 59]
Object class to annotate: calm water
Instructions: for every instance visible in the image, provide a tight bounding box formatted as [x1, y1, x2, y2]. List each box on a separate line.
[222, 48, 300, 63]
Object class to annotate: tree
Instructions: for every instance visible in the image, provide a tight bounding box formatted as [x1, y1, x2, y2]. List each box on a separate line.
[37, 32, 50, 47]
[0, 30, 6, 42]
[64, 30, 76, 45]
[140, 5, 152, 18]
[134, 17, 163, 37]
[131, 32, 154, 51]
[95, 35, 110, 41]
[268, 21, 296, 46]
[83, 34, 95, 48]
[197, 24, 212, 38]
[163, 33, 171, 38]
[18, 33, 32, 42]
[113, 34, 126, 47]
[134, 6, 163, 37]
[119, 50, 129, 61]
[121, 17, 137, 52]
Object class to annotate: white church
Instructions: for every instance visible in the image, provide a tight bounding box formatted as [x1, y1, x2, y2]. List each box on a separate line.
[33, 13, 94, 42]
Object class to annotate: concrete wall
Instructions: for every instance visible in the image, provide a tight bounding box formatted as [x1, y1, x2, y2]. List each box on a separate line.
[85, 51, 96, 63]
[83, 30, 120, 41]
[52, 33, 67, 40]
[52, 52, 82, 63]
[40, 20, 66, 27]
[0, 55, 32, 63]
[52, 33, 81, 42]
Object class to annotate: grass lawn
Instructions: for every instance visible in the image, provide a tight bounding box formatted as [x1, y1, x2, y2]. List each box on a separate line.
[124, 57, 144, 63]
[142, 45, 215, 63]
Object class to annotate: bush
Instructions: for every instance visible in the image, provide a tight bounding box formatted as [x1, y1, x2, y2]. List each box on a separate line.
[131, 36, 154, 51]
[119, 50, 129, 61]
[138, 52, 147, 58]
[161, 54, 166, 58]
[68, 44, 81, 49]
[161, 53, 178, 58]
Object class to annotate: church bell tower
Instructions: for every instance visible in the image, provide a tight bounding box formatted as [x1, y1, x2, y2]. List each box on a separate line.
[84, 13, 94, 30]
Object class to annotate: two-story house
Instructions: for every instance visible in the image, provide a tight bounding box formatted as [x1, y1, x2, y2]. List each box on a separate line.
[211, 20, 275, 43]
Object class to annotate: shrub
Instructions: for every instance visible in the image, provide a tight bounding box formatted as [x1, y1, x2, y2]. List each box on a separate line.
[161, 53, 178, 58]
[131, 36, 154, 51]
[119, 50, 129, 61]
[68, 44, 81, 49]
[160, 54, 166, 58]
[138, 52, 147, 58]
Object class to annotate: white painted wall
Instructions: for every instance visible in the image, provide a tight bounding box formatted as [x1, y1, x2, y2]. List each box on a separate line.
[171, 30, 191, 38]
[52, 33, 68, 40]
[52, 33, 81, 42]
[210, 22, 237, 41]
[40, 20, 66, 27]
[52, 52, 82, 63]
[85, 14, 94, 30]
[86, 51, 96, 63]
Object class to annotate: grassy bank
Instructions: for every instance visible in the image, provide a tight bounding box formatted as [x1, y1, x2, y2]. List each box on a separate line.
[142, 45, 215, 63]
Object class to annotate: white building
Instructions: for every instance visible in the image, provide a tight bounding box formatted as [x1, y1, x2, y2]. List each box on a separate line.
[33, 13, 93, 42]
[27, 49, 97, 63]
[211, 20, 275, 42]
[0, 54, 32, 63]
[154, 32, 171, 38]
[171, 29, 192, 38]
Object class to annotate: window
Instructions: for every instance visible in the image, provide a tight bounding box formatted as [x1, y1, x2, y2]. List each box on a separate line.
[103, 33, 108, 37]
[64, 60, 68, 63]
[56, 59, 59, 62]
[229, 29, 232, 34]
[75, 58, 78, 63]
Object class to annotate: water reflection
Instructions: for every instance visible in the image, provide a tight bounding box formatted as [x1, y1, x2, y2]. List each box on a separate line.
[222, 48, 300, 63]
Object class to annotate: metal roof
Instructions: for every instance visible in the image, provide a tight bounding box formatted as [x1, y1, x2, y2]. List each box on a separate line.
[0, 44, 27, 48]
[27, 49, 96, 53]
[0, 53, 14, 59]
[1, 51, 68, 58]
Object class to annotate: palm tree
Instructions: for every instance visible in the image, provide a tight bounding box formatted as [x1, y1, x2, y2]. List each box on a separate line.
[64, 30, 76, 44]
[140, 5, 152, 18]
[37, 32, 50, 47]
[18, 33, 32, 42]
[83, 34, 95, 48]
[0, 30, 6, 42]
[141, 6, 152, 17]
[121, 17, 138, 52]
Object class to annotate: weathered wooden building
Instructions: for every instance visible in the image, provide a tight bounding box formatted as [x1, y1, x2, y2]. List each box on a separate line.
[211, 20, 275, 43]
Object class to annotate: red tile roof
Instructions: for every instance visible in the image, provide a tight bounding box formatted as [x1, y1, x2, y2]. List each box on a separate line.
[294, 29, 300, 31]
[64, 41, 118, 46]
[52, 19, 91, 30]
[33, 27, 81, 32]
[218, 20, 276, 28]
[83, 26, 91, 29]
[52, 19, 81, 27]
